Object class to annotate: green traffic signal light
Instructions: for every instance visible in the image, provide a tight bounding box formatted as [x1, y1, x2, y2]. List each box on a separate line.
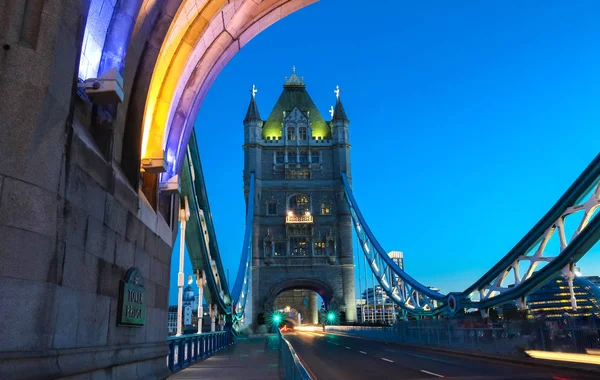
[327, 312, 335, 321]
[272, 313, 282, 324]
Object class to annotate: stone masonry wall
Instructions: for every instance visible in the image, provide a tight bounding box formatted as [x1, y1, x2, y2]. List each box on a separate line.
[0, 1, 176, 378]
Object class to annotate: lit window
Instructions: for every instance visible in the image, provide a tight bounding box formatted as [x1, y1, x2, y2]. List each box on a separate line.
[289, 194, 309, 215]
[299, 127, 307, 140]
[290, 237, 309, 256]
[287, 127, 295, 141]
[314, 241, 326, 256]
[267, 201, 277, 215]
[321, 202, 331, 215]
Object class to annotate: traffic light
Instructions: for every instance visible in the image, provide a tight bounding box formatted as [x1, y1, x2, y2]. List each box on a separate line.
[271, 312, 283, 326]
[327, 312, 335, 322]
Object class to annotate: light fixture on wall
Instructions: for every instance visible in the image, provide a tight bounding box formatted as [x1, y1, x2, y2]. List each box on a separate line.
[77, 67, 124, 104]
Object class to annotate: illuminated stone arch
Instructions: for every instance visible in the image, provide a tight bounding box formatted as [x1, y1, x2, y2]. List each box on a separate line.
[76, 0, 317, 187]
[137, 0, 318, 178]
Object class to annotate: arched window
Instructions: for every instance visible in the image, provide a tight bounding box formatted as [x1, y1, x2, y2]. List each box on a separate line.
[298, 127, 307, 140]
[289, 194, 310, 215]
[287, 127, 295, 140]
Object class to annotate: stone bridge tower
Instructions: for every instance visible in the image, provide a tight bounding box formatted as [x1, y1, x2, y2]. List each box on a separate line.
[243, 68, 356, 326]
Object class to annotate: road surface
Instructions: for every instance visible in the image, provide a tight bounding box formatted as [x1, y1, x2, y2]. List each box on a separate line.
[284, 330, 596, 380]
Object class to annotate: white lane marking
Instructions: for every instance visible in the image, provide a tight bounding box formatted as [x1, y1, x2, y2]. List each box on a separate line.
[333, 342, 340, 346]
[381, 358, 394, 363]
[359, 351, 367, 355]
[420, 369, 444, 377]
[408, 353, 457, 365]
[345, 346, 351, 350]
[385, 348, 396, 352]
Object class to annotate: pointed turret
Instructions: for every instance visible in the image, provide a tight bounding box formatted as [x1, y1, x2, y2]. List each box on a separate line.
[331, 85, 350, 145]
[332, 96, 349, 125]
[244, 84, 263, 145]
[244, 84, 262, 124]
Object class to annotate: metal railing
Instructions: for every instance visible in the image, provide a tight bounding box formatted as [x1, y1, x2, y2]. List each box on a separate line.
[277, 330, 313, 380]
[328, 319, 600, 355]
[286, 215, 313, 224]
[167, 331, 231, 373]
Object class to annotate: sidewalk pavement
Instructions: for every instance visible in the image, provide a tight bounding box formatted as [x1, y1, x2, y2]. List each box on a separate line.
[168, 334, 281, 380]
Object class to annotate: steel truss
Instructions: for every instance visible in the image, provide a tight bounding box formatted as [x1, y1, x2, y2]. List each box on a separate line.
[343, 153, 600, 316]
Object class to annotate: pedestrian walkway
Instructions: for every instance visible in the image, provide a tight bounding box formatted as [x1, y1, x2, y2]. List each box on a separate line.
[169, 334, 281, 379]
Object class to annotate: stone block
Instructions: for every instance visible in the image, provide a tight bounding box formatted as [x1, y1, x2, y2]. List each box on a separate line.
[129, 322, 147, 344]
[106, 298, 132, 346]
[62, 246, 99, 294]
[59, 202, 90, 250]
[0, 226, 57, 282]
[104, 195, 128, 234]
[53, 286, 81, 349]
[96, 258, 124, 298]
[0, 177, 58, 239]
[154, 283, 169, 310]
[113, 362, 138, 379]
[144, 230, 158, 258]
[134, 246, 151, 280]
[113, 169, 138, 215]
[115, 235, 135, 270]
[149, 256, 162, 286]
[66, 166, 106, 222]
[70, 132, 114, 194]
[155, 237, 172, 265]
[145, 307, 163, 343]
[0, 277, 56, 351]
[75, 293, 110, 347]
[89, 368, 112, 380]
[57, 373, 91, 380]
[0, 83, 66, 194]
[144, 280, 155, 310]
[148, 355, 172, 379]
[161, 261, 171, 289]
[85, 217, 116, 263]
[125, 212, 144, 245]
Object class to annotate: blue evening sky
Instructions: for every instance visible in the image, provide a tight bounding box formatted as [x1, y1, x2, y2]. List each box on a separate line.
[169, 0, 600, 304]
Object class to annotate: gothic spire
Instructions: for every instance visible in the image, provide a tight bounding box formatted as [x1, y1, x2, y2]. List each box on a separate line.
[244, 84, 262, 123]
[331, 85, 349, 124]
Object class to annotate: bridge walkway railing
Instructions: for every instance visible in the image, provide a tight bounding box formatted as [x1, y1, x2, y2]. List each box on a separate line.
[167, 331, 231, 374]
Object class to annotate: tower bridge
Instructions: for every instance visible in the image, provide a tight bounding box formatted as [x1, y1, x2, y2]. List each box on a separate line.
[0, 1, 599, 379]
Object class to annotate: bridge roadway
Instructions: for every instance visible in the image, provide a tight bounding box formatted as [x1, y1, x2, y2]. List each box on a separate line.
[285, 330, 596, 380]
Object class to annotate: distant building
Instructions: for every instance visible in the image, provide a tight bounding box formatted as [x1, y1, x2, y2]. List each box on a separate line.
[183, 285, 196, 326]
[168, 285, 211, 335]
[388, 251, 404, 288]
[526, 275, 600, 320]
[167, 306, 177, 335]
[584, 275, 600, 287]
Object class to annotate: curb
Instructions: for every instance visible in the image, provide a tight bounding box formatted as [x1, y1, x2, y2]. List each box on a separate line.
[325, 330, 600, 376]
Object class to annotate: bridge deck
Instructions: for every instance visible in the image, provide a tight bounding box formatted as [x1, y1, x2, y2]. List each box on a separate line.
[169, 334, 281, 380]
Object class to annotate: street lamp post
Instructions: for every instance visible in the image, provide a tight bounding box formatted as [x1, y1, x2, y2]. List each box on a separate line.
[177, 197, 190, 336]
[196, 271, 205, 334]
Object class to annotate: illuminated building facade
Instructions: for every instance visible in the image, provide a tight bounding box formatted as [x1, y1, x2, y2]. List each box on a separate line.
[526, 275, 600, 320]
[244, 68, 356, 325]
